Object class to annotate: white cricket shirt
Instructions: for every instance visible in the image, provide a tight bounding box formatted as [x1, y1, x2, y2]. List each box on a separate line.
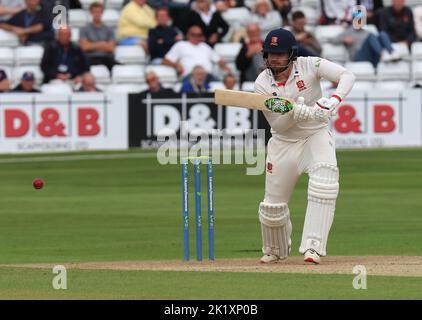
[254, 56, 355, 141]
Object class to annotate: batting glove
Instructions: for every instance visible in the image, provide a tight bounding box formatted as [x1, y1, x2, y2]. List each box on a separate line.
[293, 96, 313, 122]
[315, 95, 342, 116]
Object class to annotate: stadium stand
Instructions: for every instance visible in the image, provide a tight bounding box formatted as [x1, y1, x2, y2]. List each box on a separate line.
[345, 62, 377, 81]
[90, 64, 112, 84]
[0, 47, 14, 66]
[1, 0, 422, 93]
[114, 45, 147, 64]
[15, 46, 44, 65]
[112, 64, 145, 84]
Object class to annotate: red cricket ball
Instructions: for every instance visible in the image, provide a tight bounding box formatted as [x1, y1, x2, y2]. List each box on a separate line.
[33, 178, 44, 190]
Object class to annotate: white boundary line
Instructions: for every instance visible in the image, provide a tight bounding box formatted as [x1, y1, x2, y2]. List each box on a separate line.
[0, 152, 158, 164]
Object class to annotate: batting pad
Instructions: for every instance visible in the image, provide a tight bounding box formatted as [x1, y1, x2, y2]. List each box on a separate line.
[299, 163, 339, 256]
[259, 202, 291, 259]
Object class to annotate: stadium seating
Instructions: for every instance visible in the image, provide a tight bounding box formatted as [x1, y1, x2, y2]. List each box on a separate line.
[241, 81, 254, 92]
[322, 43, 348, 63]
[412, 61, 422, 81]
[405, 0, 422, 7]
[172, 82, 182, 92]
[374, 81, 408, 91]
[314, 25, 345, 43]
[208, 81, 225, 91]
[90, 65, 111, 84]
[351, 81, 375, 91]
[69, 9, 89, 28]
[0, 0, 420, 94]
[214, 43, 242, 63]
[80, 0, 97, 10]
[377, 61, 411, 81]
[145, 65, 178, 84]
[71, 27, 80, 43]
[301, 0, 319, 9]
[41, 82, 73, 94]
[392, 42, 411, 60]
[102, 9, 120, 27]
[244, 0, 256, 10]
[114, 45, 147, 65]
[208, 81, 240, 92]
[345, 62, 376, 81]
[112, 65, 145, 84]
[0, 47, 14, 66]
[15, 46, 44, 66]
[222, 7, 251, 30]
[106, 0, 125, 10]
[411, 42, 422, 61]
[0, 30, 19, 47]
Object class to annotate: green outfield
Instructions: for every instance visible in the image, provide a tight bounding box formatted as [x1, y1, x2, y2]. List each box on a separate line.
[0, 148, 421, 299]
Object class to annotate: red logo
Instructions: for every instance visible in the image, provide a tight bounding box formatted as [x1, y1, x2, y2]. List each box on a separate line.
[267, 162, 273, 173]
[296, 80, 307, 92]
[270, 37, 278, 46]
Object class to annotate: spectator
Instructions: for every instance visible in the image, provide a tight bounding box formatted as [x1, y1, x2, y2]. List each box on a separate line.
[148, 7, 183, 64]
[0, 0, 53, 45]
[162, 25, 230, 78]
[180, 65, 210, 94]
[320, 0, 355, 25]
[78, 72, 101, 92]
[12, 71, 39, 92]
[235, 23, 265, 83]
[251, 0, 282, 40]
[117, 0, 156, 51]
[141, 70, 174, 94]
[270, 0, 291, 26]
[0, 0, 24, 22]
[331, 22, 400, 67]
[222, 73, 237, 90]
[185, 0, 229, 47]
[379, 0, 416, 46]
[0, 69, 10, 92]
[357, 0, 384, 27]
[291, 11, 322, 56]
[79, 2, 116, 71]
[41, 27, 89, 84]
[414, 5, 422, 40]
[139, 0, 191, 33]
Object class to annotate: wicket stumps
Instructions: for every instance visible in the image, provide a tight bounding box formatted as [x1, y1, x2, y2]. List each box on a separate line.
[181, 157, 215, 261]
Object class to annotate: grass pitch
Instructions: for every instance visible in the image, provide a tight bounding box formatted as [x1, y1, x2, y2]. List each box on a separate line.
[0, 148, 421, 299]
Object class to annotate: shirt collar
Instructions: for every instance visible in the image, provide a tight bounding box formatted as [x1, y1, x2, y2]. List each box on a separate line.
[269, 61, 301, 86]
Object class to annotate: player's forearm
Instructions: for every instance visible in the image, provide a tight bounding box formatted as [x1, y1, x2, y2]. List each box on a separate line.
[332, 69, 355, 101]
[318, 58, 355, 100]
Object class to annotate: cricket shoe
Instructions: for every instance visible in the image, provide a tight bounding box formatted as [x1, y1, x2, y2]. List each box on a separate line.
[304, 249, 321, 264]
[260, 254, 281, 263]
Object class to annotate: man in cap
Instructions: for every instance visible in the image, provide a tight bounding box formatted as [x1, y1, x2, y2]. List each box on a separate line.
[255, 28, 355, 265]
[0, 69, 10, 92]
[12, 71, 40, 92]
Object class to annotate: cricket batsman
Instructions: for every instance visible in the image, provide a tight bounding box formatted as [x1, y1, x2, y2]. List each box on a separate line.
[256, 28, 355, 264]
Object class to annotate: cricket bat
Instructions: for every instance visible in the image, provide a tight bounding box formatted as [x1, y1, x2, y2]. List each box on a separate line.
[214, 89, 295, 114]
